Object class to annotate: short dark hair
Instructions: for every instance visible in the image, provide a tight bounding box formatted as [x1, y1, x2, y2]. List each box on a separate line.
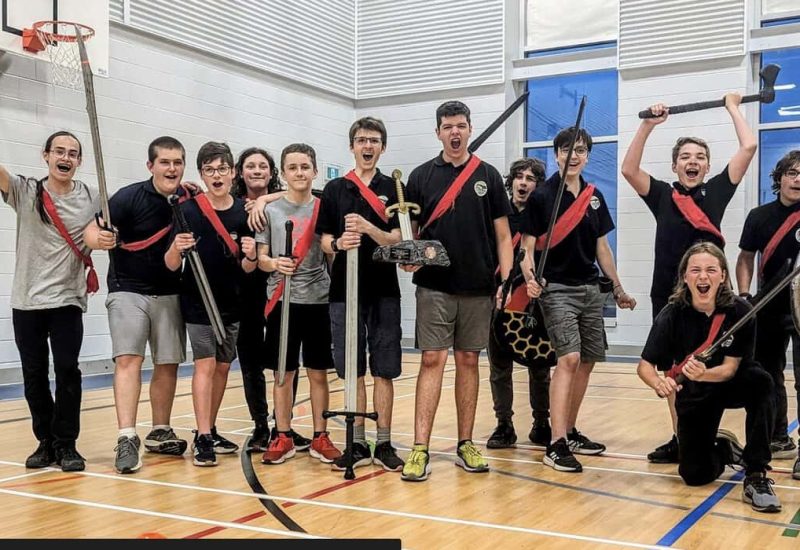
[349, 117, 387, 147]
[148, 136, 185, 163]
[281, 143, 317, 171]
[196, 141, 234, 171]
[553, 127, 593, 153]
[671, 137, 710, 164]
[232, 147, 280, 198]
[770, 150, 800, 194]
[436, 100, 471, 127]
[505, 157, 546, 192]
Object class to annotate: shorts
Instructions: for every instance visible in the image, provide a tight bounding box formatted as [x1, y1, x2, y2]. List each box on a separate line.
[539, 282, 607, 362]
[265, 302, 332, 371]
[106, 291, 186, 365]
[186, 322, 240, 363]
[414, 286, 493, 352]
[330, 297, 402, 380]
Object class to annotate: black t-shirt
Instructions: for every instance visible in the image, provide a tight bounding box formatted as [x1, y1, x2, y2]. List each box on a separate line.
[315, 170, 401, 303]
[642, 167, 735, 300]
[739, 198, 800, 315]
[641, 297, 754, 395]
[522, 173, 614, 286]
[106, 178, 186, 295]
[170, 197, 252, 324]
[406, 153, 512, 295]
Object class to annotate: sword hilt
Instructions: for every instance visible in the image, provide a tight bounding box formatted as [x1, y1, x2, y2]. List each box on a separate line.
[387, 169, 420, 218]
[282, 220, 294, 259]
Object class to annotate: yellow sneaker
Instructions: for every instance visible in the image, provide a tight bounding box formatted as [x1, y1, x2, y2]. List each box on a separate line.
[401, 444, 431, 482]
[456, 440, 489, 473]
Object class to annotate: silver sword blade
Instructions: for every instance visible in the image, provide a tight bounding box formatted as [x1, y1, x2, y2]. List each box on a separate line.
[345, 247, 358, 412]
[277, 276, 292, 386]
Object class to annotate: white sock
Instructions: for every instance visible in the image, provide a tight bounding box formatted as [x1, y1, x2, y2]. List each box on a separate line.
[119, 427, 137, 438]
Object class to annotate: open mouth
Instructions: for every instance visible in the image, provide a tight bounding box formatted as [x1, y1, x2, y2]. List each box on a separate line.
[56, 162, 71, 173]
[696, 283, 711, 296]
[211, 181, 224, 189]
[362, 153, 374, 162]
[685, 168, 700, 179]
[516, 188, 528, 198]
[450, 138, 462, 150]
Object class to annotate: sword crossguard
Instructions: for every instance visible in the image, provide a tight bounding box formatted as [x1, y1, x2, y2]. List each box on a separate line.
[386, 168, 421, 218]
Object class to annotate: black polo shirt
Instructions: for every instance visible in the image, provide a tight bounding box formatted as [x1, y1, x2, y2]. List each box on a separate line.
[170, 197, 251, 325]
[642, 166, 735, 300]
[508, 202, 525, 236]
[642, 297, 755, 396]
[315, 170, 401, 303]
[406, 152, 511, 296]
[522, 173, 614, 286]
[739, 198, 800, 315]
[106, 178, 186, 295]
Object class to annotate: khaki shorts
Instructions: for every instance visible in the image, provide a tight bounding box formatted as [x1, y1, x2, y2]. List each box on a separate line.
[106, 292, 186, 365]
[415, 286, 493, 352]
[539, 283, 607, 362]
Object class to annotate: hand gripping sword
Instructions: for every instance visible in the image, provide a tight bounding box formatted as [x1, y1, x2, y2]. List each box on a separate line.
[277, 220, 294, 387]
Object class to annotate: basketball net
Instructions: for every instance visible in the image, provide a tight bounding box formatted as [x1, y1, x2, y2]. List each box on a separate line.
[32, 21, 95, 91]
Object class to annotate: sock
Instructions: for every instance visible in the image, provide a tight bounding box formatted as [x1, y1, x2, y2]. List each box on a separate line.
[457, 439, 471, 449]
[412, 443, 428, 452]
[376, 427, 391, 445]
[151, 424, 170, 431]
[354, 425, 367, 446]
[119, 427, 137, 439]
[313, 431, 326, 439]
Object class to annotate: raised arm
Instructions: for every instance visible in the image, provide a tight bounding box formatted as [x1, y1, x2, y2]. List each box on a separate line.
[724, 92, 758, 184]
[0, 164, 11, 196]
[621, 104, 668, 196]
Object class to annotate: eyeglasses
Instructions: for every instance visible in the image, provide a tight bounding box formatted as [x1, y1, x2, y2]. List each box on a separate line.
[559, 146, 589, 157]
[201, 165, 231, 177]
[354, 137, 382, 146]
[784, 169, 800, 179]
[50, 147, 80, 160]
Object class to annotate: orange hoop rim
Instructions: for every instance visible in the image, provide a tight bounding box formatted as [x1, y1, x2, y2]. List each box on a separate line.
[32, 20, 95, 43]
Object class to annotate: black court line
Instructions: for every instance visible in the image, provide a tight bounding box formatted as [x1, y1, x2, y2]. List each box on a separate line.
[709, 510, 800, 531]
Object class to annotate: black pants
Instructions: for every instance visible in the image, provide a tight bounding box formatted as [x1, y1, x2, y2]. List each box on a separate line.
[676, 365, 774, 486]
[12, 306, 83, 448]
[754, 307, 800, 440]
[488, 329, 550, 423]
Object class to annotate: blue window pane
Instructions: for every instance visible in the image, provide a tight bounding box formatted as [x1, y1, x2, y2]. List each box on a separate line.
[526, 71, 618, 142]
[525, 41, 616, 58]
[762, 17, 800, 27]
[760, 49, 800, 124]
[759, 128, 800, 204]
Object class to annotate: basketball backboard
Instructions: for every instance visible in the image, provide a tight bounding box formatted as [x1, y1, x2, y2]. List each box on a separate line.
[0, 0, 109, 76]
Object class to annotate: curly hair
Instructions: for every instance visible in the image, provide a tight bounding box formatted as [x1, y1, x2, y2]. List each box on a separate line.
[504, 157, 545, 193]
[770, 150, 800, 195]
[232, 147, 280, 198]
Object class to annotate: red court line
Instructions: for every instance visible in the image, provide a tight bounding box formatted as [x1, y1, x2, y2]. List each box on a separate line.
[2, 473, 84, 488]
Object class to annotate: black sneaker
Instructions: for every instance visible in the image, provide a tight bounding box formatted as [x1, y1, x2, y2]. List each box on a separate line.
[769, 436, 797, 460]
[529, 419, 552, 446]
[793, 457, 800, 481]
[544, 438, 582, 472]
[55, 446, 86, 472]
[647, 435, 679, 464]
[373, 441, 405, 472]
[487, 421, 517, 449]
[193, 433, 217, 467]
[716, 429, 745, 469]
[144, 427, 187, 456]
[246, 423, 271, 453]
[332, 442, 372, 471]
[567, 428, 606, 455]
[742, 472, 781, 513]
[210, 426, 239, 454]
[25, 440, 55, 469]
[289, 429, 311, 452]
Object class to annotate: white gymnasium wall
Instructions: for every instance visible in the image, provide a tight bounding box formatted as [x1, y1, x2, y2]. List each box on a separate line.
[0, 24, 356, 375]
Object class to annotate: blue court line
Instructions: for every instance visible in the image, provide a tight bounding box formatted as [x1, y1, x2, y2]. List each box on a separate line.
[657, 419, 800, 546]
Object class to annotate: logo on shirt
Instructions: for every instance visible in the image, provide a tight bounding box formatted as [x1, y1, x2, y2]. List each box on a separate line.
[590, 196, 601, 210]
[474, 181, 487, 197]
[721, 335, 734, 348]
[230, 232, 239, 241]
[378, 195, 389, 204]
[795, 228, 800, 243]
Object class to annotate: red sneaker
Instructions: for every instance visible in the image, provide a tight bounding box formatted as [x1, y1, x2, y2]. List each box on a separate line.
[261, 433, 295, 464]
[310, 432, 341, 463]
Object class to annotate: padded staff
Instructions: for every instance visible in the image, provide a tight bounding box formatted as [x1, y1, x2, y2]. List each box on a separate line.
[277, 220, 294, 387]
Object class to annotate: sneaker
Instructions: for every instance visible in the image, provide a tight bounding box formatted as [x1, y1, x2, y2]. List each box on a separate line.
[193, 433, 217, 467]
[246, 423, 271, 453]
[455, 440, 489, 473]
[114, 435, 142, 474]
[793, 457, 800, 481]
[769, 436, 797, 460]
[544, 438, 583, 472]
[211, 426, 239, 454]
[373, 441, 405, 472]
[332, 442, 372, 471]
[261, 432, 295, 464]
[56, 446, 86, 472]
[742, 472, 781, 513]
[647, 435, 679, 464]
[144, 427, 187, 456]
[486, 421, 517, 449]
[289, 429, 311, 452]
[567, 428, 606, 455]
[401, 445, 431, 482]
[25, 440, 55, 469]
[716, 429, 745, 469]
[529, 419, 552, 446]
[309, 432, 342, 463]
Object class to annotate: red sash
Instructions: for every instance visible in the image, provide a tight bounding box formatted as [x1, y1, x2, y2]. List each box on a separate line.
[41, 189, 99, 294]
[504, 285, 530, 312]
[667, 313, 725, 379]
[344, 170, 388, 224]
[420, 154, 482, 233]
[759, 210, 800, 277]
[671, 190, 725, 244]
[264, 198, 322, 317]
[495, 232, 522, 276]
[535, 184, 596, 251]
[194, 193, 239, 257]
[120, 225, 172, 252]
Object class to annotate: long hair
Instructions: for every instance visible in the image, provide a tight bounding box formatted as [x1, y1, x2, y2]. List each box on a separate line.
[37, 131, 83, 225]
[232, 147, 279, 198]
[668, 241, 735, 308]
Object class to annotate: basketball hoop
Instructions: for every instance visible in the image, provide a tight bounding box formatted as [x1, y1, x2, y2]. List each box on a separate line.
[28, 21, 96, 91]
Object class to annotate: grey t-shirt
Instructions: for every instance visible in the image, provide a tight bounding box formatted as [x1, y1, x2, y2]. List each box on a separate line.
[2, 175, 99, 311]
[255, 196, 329, 305]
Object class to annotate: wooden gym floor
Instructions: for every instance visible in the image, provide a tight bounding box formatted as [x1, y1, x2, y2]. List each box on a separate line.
[1, 353, 799, 548]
